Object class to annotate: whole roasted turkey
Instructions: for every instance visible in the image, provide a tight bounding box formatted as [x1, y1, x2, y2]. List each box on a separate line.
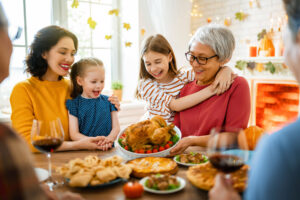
[122, 115, 176, 151]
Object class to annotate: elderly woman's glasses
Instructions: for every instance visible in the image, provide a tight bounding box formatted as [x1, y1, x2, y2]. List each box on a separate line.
[185, 52, 218, 65]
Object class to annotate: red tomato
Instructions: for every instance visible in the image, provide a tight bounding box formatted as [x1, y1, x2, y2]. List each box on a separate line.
[153, 145, 159, 149]
[146, 150, 152, 154]
[164, 144, 170, 149]
[159, 146, 165, 151]
[138, 149, 145, 154]
[152, 149, 158, 153]
[123, 182, 144, 198]
[134, 150, 139, 153]
[167, 141, 173, 145]
[124, 146, 129, 150]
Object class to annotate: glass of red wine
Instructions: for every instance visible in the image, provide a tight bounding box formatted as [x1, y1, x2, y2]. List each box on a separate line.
[207, 127, 249, 178]
[31, 118, 64, 190]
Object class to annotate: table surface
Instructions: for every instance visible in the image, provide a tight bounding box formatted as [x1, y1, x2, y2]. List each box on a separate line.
[33, 147, 209, 200]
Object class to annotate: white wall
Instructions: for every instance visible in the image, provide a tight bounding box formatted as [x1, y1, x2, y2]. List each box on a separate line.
[191, 0, 286, 68]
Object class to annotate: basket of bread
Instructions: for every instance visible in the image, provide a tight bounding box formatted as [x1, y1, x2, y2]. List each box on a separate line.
[115, 115, 181, 159]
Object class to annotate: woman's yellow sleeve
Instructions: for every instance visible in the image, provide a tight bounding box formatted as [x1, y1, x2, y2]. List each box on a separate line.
[10, 83, 37, 152]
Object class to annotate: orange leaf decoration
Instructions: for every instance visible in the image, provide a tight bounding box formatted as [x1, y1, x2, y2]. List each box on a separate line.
[108, 9, 119, 16]
[87, 17, 97, 29]
[105, 35, 112, 40]
[141, 28, 146, 36]
[123, 23, 131, 31]
[125, 42, 132, 47]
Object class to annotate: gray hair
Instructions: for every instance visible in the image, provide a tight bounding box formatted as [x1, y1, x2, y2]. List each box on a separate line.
[0, 3, 8, 29]
[189, 24, 235, 63]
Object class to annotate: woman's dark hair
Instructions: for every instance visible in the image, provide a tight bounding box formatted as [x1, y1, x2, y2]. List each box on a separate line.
[135, 34, 178, 98]
[25, 25, 78, 79]
[70, 57, 104, 98]
[283, 0, 300, 40]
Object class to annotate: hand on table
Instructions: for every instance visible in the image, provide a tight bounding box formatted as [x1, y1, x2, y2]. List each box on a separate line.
[169, 137, 193, 156]
[97, 136, 114, 151]
[209, 173, 241, 200]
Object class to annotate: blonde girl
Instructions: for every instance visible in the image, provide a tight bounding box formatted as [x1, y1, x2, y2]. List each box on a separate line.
[66, 58, 120, 150]
[136, 34, 234, 122]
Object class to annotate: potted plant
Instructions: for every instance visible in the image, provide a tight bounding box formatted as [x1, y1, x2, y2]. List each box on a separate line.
[111, 81, 123, 101]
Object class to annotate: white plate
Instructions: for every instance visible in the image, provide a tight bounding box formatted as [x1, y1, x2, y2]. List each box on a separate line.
[139, 176, 185, 194]
[173, 154, 208, 167]
[34, 168, 49, 182]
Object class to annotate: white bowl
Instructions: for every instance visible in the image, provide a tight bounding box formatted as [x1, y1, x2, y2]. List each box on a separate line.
[115, 126, 182, 160]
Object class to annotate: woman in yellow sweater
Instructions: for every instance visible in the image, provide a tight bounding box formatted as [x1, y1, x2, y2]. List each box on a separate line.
[10, 25, 118, 152]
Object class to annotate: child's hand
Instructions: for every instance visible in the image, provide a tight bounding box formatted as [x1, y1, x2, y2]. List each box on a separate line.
[108, 95, 121, 111]
[98, 140, 113, 151]
[212, 66, 235, 95]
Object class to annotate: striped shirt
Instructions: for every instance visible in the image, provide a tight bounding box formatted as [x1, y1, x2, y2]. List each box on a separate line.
[138, 68, 194, 122]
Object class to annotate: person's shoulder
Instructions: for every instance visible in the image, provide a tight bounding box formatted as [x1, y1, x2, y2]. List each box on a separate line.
[233, 76, 248, 85]
[99, 94, 109, 101]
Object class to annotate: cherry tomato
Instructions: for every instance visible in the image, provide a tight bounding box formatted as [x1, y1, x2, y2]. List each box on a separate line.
[153, 145, 159, 149]
[164, 144, 170, 149]
[152, 149, 158, 153]
[167, 141, 173, 145]
[138, 149, 145, 154]
[123, 182, 144, 198]
[134, 150, 139, 153]
[159, 146, 165, 151]
[124, 146, 129, 150]
[146, 150, 152, 154]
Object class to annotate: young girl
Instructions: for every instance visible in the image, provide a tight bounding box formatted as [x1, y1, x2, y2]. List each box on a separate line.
[66, 57, 120, 151]
[136, 34, 234, 122]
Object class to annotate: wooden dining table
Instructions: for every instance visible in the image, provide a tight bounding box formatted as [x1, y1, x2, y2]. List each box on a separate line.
[33, 147, 209, 200]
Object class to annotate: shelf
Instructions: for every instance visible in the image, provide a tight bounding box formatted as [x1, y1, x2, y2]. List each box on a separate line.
[236, 56, 284, 63]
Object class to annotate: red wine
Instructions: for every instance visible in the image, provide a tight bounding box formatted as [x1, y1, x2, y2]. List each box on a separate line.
[209, 154, 244, 173]
[33, 138, 62, 153]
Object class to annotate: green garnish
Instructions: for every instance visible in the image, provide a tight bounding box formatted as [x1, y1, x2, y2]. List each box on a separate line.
[171, 134, 180, 144]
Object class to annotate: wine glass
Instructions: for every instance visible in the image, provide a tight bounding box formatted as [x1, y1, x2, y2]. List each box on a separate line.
[31, 118, 64, 190]
[207, 127, 249, 178]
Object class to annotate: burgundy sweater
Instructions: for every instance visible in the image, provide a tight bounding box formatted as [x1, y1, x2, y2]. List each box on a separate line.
[174, 76, 251, 137]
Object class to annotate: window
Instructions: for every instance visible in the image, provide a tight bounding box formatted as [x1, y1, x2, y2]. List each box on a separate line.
[1, 0, 52, 109]
[0, 0, 119, 110]
[65, 0, 119, 91]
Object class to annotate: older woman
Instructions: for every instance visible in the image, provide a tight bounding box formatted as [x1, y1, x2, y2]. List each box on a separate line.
[170, 25, 251, 155]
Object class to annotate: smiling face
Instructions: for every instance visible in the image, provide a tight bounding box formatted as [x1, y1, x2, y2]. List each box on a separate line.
[189, 41, 223, 85]
[77, 65, 105, 98]
[42, 36, 76, 81]
[143, 51, 173, 83]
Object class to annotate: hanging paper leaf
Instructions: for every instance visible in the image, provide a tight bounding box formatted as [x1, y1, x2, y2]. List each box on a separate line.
[105, 35, 112, 40]
[71, 0, 79, 8]
[141, 28, 146, 36]
[235, 12, 248, 21]
[87, 17, 97, 29]
[108, 9, 119, 16]
[206, 17, 212, 23]
[125, 42, 132, 47]
[123, 23, 131, 31]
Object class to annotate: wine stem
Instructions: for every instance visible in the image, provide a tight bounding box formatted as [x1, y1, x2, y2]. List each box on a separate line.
[47, 153, 52, 178]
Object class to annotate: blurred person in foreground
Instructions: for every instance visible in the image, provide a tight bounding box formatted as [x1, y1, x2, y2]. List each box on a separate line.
[0, 3, 84, 200]
[209, 0, 300, 199]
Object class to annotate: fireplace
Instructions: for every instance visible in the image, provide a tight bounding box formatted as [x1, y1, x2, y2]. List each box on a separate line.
[252, 79, 299, 133]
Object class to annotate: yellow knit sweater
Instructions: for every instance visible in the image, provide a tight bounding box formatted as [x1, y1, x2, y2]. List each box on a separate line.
[10, 76, 71, 152]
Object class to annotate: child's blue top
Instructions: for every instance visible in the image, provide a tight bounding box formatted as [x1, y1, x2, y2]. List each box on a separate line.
[66, 95, 117, 137]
